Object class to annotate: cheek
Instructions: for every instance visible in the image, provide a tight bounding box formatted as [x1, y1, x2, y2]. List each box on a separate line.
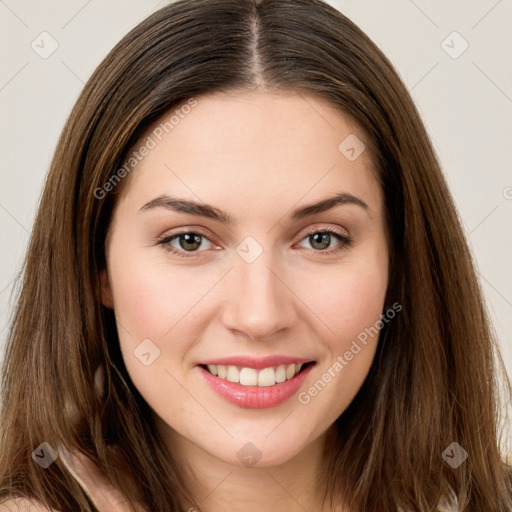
[333, 269, 387, 341]
[300, 255, 388, 346]
[294, 275, 386, 417]
[107, 248, 205, 412]
[108, 244, 216, 341]
[294, 248, 387, 407]
[109, 257, 171, 340]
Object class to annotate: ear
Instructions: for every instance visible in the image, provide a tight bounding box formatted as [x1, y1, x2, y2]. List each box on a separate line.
[100, 268, 114, 309]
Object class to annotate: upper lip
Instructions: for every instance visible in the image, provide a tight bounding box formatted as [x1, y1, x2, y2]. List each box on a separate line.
[198, 355, 315, 370]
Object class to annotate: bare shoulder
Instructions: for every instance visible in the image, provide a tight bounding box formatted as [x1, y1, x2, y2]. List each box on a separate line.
[0, 498, 59, 512]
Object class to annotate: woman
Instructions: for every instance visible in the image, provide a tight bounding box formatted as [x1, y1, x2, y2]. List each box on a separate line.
[1, 0, 511, 511]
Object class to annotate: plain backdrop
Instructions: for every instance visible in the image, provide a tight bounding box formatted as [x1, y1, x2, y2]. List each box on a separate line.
[0, 1, 511, 390]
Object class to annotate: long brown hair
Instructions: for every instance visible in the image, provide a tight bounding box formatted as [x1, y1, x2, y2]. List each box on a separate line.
[1, 0, 511, 510]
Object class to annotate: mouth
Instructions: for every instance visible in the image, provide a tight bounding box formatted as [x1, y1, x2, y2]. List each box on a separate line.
[199, 361, 316, 387]
[196, 358, 317, 409]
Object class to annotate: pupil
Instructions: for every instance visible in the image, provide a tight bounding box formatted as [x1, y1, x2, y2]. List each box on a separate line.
[311, 232, 330, 250]
[180, 233, 201, 251]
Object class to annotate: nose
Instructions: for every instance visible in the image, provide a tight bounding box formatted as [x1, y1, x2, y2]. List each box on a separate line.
[221, 254, 297, 341]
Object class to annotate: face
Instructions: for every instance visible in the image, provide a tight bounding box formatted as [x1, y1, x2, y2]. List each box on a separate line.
[101, 90, 389, 468]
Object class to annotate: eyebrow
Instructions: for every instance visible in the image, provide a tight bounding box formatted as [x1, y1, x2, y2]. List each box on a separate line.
[139, 192, 370, 223]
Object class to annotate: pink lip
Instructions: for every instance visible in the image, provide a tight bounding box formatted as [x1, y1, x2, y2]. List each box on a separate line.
[199, 355, 313, 370]
[197, 362, 315, 409]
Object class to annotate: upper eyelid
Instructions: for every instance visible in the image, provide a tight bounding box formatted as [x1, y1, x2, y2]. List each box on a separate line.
[160, 223, 349, 239]
[161, 227, 218, 245]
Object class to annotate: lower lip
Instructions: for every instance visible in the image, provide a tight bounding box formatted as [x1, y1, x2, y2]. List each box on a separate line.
[197, 364, 315, 409]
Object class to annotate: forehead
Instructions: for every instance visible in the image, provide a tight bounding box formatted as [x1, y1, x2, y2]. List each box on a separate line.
[117, 90, 381, 216]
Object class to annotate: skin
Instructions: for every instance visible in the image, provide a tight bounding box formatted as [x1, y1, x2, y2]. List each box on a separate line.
[98, 90, 389, 512]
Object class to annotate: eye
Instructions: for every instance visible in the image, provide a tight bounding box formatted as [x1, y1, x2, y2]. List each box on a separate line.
[156, 226, 351, 259]
[157, 230, 218, 258]
[296, 227, 351, 254]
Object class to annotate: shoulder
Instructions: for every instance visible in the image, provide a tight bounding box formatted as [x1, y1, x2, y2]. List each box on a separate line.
[0, 498, 59, 512]
[436, 484, 460, 511]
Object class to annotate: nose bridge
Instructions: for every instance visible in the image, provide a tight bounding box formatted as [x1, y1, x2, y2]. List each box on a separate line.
[222, 245, 295, 339]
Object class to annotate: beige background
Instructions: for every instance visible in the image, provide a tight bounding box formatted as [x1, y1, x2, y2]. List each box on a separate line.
[0, 1, 511, 392]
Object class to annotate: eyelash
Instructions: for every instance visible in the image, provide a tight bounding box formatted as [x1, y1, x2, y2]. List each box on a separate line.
[156, 226, 352, 259]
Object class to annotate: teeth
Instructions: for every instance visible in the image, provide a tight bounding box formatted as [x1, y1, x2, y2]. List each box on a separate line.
[275, 365, 286, 383]
[217, 365, 227, 379]
[258, 367, 276, 387]
[239, 367, 258, 385]
[206, 362, 306, 386]
[226, 365, 240, 383]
